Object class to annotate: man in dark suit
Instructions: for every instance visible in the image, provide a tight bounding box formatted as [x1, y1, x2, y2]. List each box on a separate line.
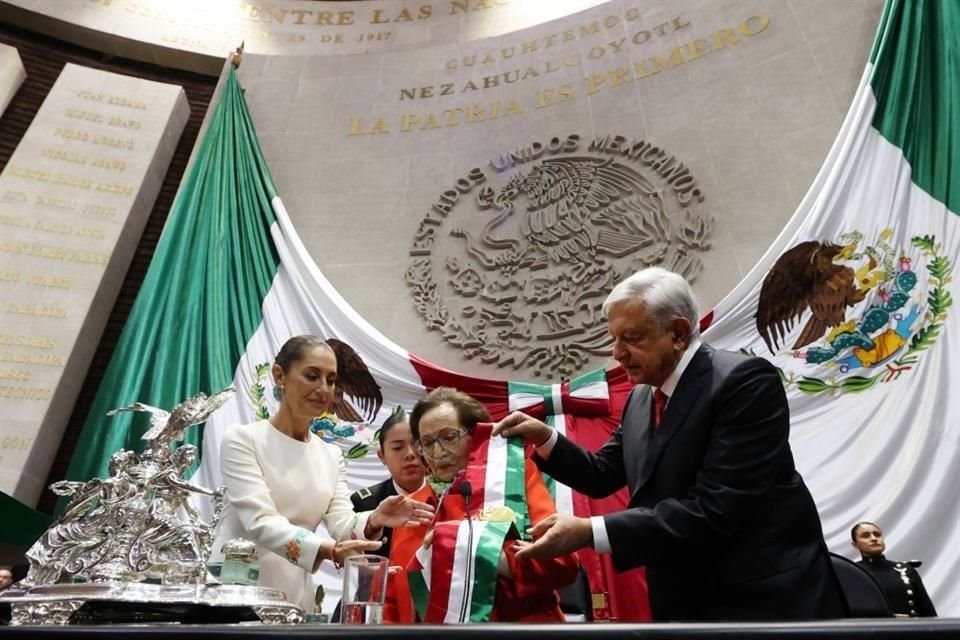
[350, 406, 426, 559]
[494, 267, 845, 621]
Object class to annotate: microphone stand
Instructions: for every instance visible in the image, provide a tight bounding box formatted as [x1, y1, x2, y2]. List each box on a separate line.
[458, 480, 474, 623]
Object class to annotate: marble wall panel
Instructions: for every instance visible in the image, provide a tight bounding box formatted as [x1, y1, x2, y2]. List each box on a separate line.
[0, 64, 189, 505]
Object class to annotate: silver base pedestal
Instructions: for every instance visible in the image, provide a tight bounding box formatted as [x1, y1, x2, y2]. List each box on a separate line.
[0, 582, 304, 625]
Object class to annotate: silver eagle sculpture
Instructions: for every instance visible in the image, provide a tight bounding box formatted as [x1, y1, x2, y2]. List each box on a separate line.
[22, 387, 234, 587]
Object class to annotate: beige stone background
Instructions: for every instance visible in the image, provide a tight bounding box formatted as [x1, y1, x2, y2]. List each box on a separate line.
[0, 0, 611, 73]
[236, 0, 883, 380]
[0, 65, 189, 503]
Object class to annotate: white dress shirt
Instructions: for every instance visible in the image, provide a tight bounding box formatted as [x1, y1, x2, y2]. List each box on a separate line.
[535, 338, 702, 554]
[392, 479, 425, 497]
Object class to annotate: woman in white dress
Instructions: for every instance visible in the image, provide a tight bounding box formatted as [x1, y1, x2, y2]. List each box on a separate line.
[213, 335, 433, 611]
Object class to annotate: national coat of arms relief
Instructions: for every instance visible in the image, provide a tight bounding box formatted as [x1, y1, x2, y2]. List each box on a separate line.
[406, 133, 713, 378]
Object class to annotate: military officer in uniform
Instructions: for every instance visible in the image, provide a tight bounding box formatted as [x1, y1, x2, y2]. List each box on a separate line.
[852, 521, 937, 617]
[350, 406, 427, 558]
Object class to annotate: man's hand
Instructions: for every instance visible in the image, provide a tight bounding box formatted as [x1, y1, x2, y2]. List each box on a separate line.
[492, 411, 553, 447]
[369, 495, 434, 530]
[512, 513, 592, 560]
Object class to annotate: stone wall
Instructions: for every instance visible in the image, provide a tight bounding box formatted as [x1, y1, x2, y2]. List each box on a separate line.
[237, 0, 884, 379]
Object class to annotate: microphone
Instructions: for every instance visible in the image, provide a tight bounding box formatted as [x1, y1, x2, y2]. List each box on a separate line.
[906, 560, 923, 568]
[459, 480, 473, 517]
[458, 480, 474, 623]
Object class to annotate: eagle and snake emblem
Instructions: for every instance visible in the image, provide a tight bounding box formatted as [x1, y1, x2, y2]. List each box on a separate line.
[754, 230, 952, 395]
[407, 146, 713, 378]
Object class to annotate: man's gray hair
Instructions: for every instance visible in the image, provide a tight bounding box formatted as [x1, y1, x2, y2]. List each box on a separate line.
[602, 267, 701, 339]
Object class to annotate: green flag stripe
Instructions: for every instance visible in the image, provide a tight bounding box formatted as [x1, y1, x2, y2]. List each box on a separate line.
[0, 491, 52, 546]
[504, 436, 529, 538]
[61, 68, 280, 506]
[409, 564, 430, 621]
[469, 522, 511, 622]
[869, 0, 960, 213]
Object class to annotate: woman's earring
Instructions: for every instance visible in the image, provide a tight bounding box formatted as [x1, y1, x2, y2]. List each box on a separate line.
[273, 385, 283, 401]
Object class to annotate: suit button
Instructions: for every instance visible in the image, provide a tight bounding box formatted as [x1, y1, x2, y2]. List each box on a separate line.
[906, 590, 913, 596]
[910, 610, 918, 616]
[908, 600, 915, 606]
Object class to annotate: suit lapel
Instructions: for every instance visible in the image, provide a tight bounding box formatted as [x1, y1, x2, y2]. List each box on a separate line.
[635, 345, 713, 489]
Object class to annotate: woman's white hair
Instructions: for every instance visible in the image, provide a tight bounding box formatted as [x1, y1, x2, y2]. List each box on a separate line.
[602, 267, 700, 339]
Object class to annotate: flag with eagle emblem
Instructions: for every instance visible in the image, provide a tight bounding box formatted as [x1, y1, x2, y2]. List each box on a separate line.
[57, 0, 959, 618]
[58, 66, 644, 619]
[703, 0, 959, 614]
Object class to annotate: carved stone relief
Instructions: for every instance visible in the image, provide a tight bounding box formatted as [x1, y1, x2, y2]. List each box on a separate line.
[406, 134, 713, 378]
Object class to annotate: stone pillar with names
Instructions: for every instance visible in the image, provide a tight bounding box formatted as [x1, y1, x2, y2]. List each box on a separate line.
[0, 63, 189, 506]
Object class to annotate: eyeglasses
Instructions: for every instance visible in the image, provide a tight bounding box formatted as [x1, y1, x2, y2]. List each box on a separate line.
[414, 428, 468, 455]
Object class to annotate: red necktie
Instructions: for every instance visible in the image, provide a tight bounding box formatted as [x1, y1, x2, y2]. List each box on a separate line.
[652, 388, 668, 428]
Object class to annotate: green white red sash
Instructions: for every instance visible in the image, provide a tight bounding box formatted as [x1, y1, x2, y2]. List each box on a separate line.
[406, 424, 526, 622]
[464, 424, 529, 536]
[507, 367, 609, 516]
[507, 367, 609, 419]
[408, 519, 514, 623]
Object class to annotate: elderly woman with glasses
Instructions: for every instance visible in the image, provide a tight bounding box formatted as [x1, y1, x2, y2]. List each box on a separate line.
[383, 387, 579, 623]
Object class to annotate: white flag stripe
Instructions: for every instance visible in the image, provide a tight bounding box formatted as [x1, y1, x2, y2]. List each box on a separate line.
[482, 433, 507, 510]
[573, 380, 609, 399]
[445, 520, 482, 624]
[508, 392, 542, 412]
[415, 543, 432, 591]
[705, 61, 960, 614]
[551, 384, 564, 415]
[550, 414, 574, 516]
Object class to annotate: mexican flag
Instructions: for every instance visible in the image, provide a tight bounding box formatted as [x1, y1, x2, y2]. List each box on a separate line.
[55, 0, 959, 617]
[60, 66, 436, 499]
[59, 66, 644, 619]
[702, 0, 959, 615]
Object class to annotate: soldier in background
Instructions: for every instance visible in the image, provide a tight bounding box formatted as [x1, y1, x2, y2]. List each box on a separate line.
[350, 406, 426, 559]
[852, 521, 937, 617]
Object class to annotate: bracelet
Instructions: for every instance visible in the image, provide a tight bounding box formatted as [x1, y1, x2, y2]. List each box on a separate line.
[330, 541, 344, 572]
